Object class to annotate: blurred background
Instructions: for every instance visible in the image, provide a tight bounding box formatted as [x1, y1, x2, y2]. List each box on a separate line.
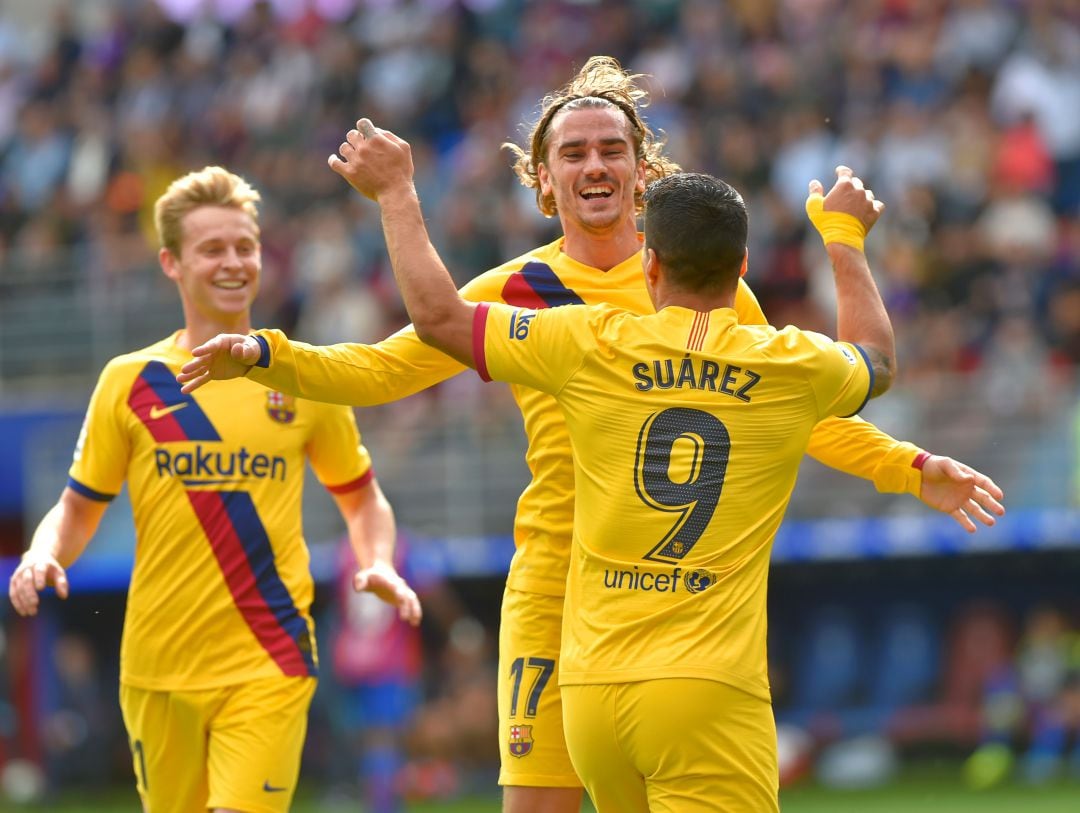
[0, 0, 1079, 810]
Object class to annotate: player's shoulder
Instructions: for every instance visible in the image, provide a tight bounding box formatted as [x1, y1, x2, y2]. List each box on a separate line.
[96, 334, 182, 384]
[556, 302, 640, 345]
[749, 324, 848, 365]
[460, 237, 567, 300]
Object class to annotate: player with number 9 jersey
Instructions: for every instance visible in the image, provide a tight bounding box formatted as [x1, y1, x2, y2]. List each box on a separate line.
[477, 301, 872, 698]
[476, 297, 872, 812]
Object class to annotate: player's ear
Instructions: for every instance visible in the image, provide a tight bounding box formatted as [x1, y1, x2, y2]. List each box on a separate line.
[739, 248, 748, 278]
[159, 247, 181, 281]
[643, 247, 661, 287]
[537, 163, 552, 197]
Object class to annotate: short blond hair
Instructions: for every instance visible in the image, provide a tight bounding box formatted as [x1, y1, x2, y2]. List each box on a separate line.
[503, 56, 680, 217]
[154, 166, 261, 256]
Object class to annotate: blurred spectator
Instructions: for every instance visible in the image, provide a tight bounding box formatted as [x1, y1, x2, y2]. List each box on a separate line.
[320, 532, 497, 810]
[964, 605, 1080, 787]
[324, 535, 428, 813]
[403, 613, 499, 799]
[42, 633, 119, 790]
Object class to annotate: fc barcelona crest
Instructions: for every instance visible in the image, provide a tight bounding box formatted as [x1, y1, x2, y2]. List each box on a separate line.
[508, 724, 534, 758]
[266, 391, 296, 424]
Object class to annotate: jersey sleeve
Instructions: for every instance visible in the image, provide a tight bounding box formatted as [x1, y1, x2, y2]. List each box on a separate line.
[67, 360, 131, 501]
[739, 278, 922, 494]
[805, 416, 924, 495]
[304, 403, 375, 493]
[247, 326, 464, 407]
[244, 270, 512, 406]
[474, 302, 592, 394]
[739, 277, 923, 494]
[788, 330, 874, 420]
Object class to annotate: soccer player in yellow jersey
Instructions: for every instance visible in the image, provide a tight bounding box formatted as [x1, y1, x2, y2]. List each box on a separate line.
[324, 118, 907, 809]
[180, 60, 1004, 813]
[8, 166, 422, 813]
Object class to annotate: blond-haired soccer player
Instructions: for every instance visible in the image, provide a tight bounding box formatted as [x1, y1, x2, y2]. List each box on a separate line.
[8, 166, 421, 813]
[180, 59, 1003, 813]
[329, 119, 904, 809]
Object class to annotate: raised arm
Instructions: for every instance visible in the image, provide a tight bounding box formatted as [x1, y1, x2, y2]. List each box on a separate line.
[807, 166, 895, 397]
[802, 168, 1003, 526]
[327, 119, 478, 366]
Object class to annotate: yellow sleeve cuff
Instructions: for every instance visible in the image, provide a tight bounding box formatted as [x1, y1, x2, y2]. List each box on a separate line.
[872, 442, 926, 496]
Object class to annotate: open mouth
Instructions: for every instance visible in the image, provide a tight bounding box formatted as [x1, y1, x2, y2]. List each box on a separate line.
[213, 280, 247, 290]
[580, 185, 613, 201]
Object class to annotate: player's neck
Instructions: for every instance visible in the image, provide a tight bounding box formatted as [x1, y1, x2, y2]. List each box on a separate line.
[561, 224, 642, 271]
[655, 294, 735, 313]
[176, 312, 253, 351]
[652, 285, 735, 314]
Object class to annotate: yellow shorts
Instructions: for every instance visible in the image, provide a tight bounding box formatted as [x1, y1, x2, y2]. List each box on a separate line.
[563, 679, 779, 813]
[497, 587, 581, 788]
[119, 675, 316, 813]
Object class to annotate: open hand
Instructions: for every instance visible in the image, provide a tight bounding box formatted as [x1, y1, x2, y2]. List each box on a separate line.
[919, 455, 1005, 533]
[177, 334, 261, 394]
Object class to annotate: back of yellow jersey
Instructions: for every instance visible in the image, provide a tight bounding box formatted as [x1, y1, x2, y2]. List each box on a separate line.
[69, 334, 371, 690]
[251, 236, 775, 598]
[479, 303, 872, 700]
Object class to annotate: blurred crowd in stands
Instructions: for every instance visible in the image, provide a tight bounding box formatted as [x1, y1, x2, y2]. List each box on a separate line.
[1, 0, 1078, 403]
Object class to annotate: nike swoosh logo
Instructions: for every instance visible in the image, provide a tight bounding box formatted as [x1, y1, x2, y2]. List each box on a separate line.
[149, 402, 189, 420]
[263, 781, 288, 793]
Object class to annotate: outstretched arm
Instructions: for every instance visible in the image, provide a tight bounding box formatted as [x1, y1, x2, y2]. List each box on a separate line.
[801, 169, 1005, 526]
[327, 119, 477, 366]
[177, 323, 469, 400]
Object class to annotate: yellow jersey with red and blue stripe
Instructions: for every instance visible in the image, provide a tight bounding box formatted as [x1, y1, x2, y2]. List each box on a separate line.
[69, 332, 372, 691]
[477, 302, 873, 699]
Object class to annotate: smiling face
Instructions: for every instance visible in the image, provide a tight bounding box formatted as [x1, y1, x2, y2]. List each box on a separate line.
[160, 205, 261, 334]
[537, 106, 646, 239]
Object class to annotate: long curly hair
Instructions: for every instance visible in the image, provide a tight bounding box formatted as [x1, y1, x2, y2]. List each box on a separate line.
[504, 56, 680, 217]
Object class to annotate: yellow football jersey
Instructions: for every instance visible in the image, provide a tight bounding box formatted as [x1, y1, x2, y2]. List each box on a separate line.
[247, 236, 917, 596]
[69, 333, 372, 691]
[478, 302, 872, 700]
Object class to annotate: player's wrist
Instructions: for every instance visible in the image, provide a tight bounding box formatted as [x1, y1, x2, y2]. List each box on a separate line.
[376, 182, 419, 208]
[806, 195, 868, 252]
[251, 334, 271, 368]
